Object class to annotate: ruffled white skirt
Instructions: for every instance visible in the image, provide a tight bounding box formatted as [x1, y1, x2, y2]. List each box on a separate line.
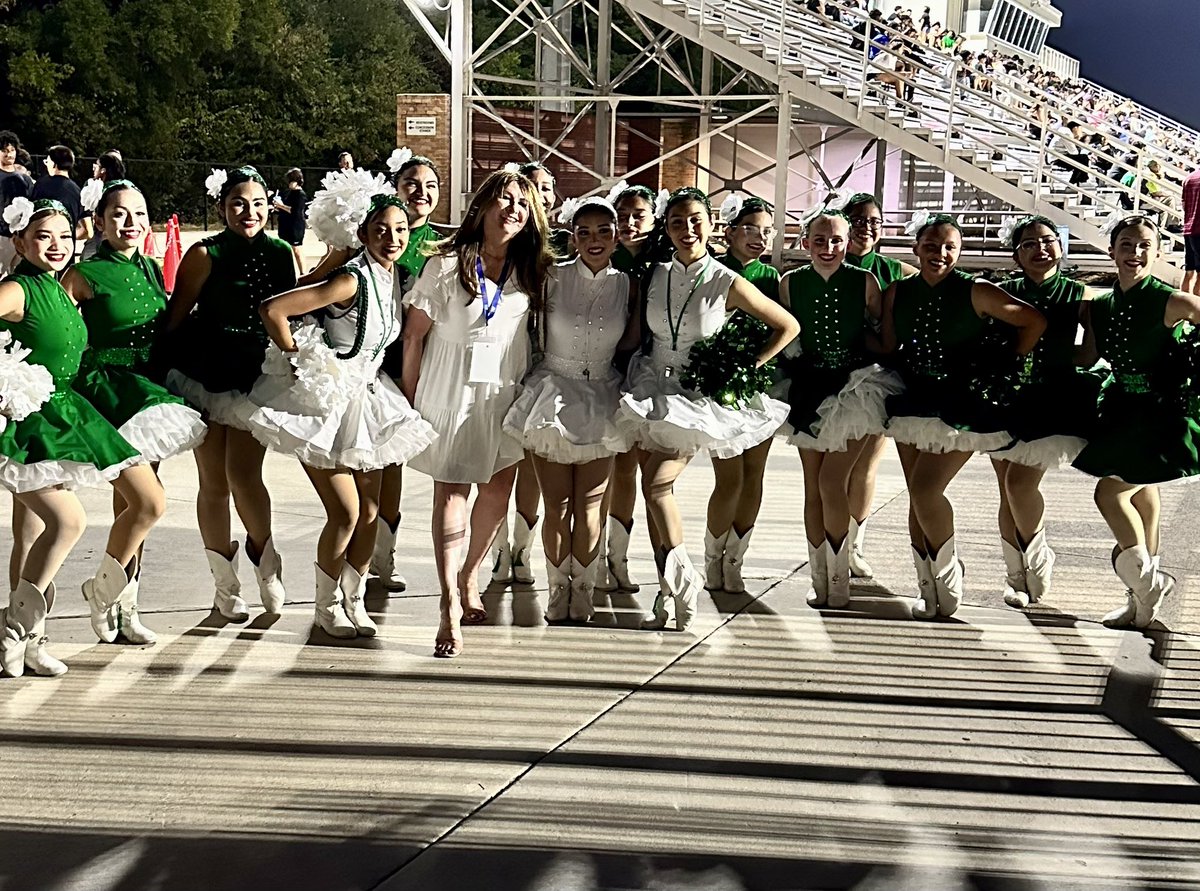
[0, 453, 144, 493]
[166, 370, 255, 433]
[786, 365, 903, 452]
[503, 366, 631, 464]
[118, 403, 208, 463]
[990, 434, 1087, 470]
[241, 370, 437, 471]
[616, 355, 789, 459]
[887, 416, 1013, 453]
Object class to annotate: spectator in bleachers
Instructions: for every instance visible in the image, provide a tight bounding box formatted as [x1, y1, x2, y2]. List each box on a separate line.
[1052, 120, 1091, 187]
[1184, 164, 1200, 295]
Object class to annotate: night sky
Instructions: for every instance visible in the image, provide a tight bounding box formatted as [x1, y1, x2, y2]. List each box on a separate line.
[1048, 0, 1200, 135]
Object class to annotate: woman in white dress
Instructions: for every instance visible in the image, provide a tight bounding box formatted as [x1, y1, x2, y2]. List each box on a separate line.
[616, 188, 799, 632]
[504, 198, 638, 622]
[401, 170, 554, 658]
[250, 191, 436, 639]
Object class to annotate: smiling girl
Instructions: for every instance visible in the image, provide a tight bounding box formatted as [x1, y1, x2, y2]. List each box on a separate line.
[881, 214, 1045, 621]
[165, 166, 297, 623]
[0, 200, 166, 677]
[616, 187, 799, 632]
[1073, 216, 1200, 628]
[401, 169, 554, 657]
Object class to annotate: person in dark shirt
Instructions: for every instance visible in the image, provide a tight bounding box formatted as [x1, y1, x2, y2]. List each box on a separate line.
[272, 167, 308, 269]
[0, 130, 35, 271]
[30, 145, 86, 240]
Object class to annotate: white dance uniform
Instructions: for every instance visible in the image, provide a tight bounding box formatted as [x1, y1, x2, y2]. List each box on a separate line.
[404, 253, 532, 484]
[242, 252, 437, 471]
[503, 258, 632, 464]
[616, 255, 789, 459]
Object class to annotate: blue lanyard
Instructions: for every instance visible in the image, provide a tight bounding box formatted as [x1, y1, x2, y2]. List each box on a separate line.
[476, 256, 511, 325]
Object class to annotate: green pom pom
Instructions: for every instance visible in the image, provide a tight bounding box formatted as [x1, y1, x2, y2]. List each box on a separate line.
[679, 311, 776, 404]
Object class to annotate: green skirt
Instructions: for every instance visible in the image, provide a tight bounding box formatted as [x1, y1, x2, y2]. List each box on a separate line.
[0, 390, 143, 492]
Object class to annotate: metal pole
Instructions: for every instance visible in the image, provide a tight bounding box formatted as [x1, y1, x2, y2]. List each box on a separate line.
[449, 0, 468, 223]
[773, 89, 791, 267]
[697, 48, 713, 194]
[595, 0, 613, 179]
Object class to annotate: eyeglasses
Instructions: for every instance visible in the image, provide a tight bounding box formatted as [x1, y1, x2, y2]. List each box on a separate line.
[1017, 235, 1060, 251]
[734, 225, 776, 238]
[850, 217, 884, 230]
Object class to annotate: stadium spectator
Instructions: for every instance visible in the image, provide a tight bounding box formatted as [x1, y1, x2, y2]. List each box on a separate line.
[1184, 164, 1200, 295]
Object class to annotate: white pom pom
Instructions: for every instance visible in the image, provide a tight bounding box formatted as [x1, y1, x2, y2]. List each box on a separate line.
[503, 162, 522, 174]
[997, 215, 1020, 248]
[80, 179, 104, 213]
[308, 168, 395, 250]
[0, 331, 56, 421]
[903, 210, 932, 236]
[2, 197, 34, 233]
[1099, 211, 1124, 236]
[205, 169, 228, 200]
[653, 188, 670, 220]
[261, 323, 362, 415]
[557, 197, 582, 226]
[387, 147, 414, 174]
[604, 180, 629, 207]
[719, 194, 744, 225]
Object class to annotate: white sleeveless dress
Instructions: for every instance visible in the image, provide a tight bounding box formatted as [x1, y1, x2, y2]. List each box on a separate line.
[616, 256, 789, 459]
[242, 251, 436, 470]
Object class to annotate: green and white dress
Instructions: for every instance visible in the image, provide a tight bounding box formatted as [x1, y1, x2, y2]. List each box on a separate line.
[166, 229, 296, 430]
[886, 269, 1014, 452]
[989, 271, 1102, 468]
[0, 261, 144, 492]
[845, 249, 905, 291]
[73, 243, 207, 462]
[780, 264, 901, 451]
[1073, 276, 1200, 485]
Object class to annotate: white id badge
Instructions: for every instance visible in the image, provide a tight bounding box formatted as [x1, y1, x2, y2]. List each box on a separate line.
[468, 340, 503, 384]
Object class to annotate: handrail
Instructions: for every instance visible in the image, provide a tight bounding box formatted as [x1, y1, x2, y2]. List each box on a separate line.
[692, 0, 1184, 247]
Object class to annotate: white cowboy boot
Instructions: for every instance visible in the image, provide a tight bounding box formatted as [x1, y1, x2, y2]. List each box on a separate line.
[806, 540, 830, 608]
[661, 544, 703, 632]
[848, 516, 874, 578]
[1022, 529, 1055, 605]
[595, 528, 614, 591]
[826, 537, 852, 609]
[723, 527, 753, 594]
[339, 563, 377, 637]
[1106, 545, 1175, 629]
[81, 553, 135, 643]
[370, 518, 407, 591]
[314, 563, 356, 638]
[512, 514, 538, 584]
[205, 543, 249, 622]
[249, 536, 286, 614]
[642, 551, 670, 630]
[118, 561, 157, 645]
[490, 516, 512, 583]
[606, 517, 639, 591]
[704, 529, 729, 591]
[930, 537, 965, 618]
[569, 556, 597, 622]
[3, 579, 67, 677]
[910, 548, 937, 620]
[544, 555, 571, 622]
[1000, 537, 1030, 609]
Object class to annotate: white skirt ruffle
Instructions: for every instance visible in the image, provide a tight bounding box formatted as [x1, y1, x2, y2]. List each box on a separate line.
[0, 453, 144, 493]
[786, 365, 904, 452]
[887, 415, 1012, 453]
[166, 370, 255, 432]
[242, 371, 437, 471]
[503, 367, 630, 464]
[990, 434, 1087, 470]
[616, 356, 789, 460]
[118, 403, 208, 463]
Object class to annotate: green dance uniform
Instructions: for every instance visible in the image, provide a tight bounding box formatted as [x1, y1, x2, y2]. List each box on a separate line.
[782, 264, 899, 450]
[719, 255, 780, 299]
[396, 221, 438, 281]
[990, 271, 1102, 467]
[0, 261, 142, 492]
[886, 269, 1013, 451]
[73, 243, 206, 462]
[166, 229, 296, 428]
[1073, 276, 1200, 484]
[845, 249, 905, 290]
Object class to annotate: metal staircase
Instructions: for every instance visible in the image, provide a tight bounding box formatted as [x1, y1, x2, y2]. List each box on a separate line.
[620, 0, 1185, 278]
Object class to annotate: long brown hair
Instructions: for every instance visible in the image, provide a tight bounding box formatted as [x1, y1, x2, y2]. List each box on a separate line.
[430, 170, 554, 310]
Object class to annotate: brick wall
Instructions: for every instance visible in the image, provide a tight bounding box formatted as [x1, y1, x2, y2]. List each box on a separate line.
[660, 119, 700, 190]
[395, 94, 451, 223]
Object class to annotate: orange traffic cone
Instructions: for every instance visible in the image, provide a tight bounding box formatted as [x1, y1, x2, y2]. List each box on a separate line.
[163, 215, 183, 294]
[143, 226, 157, 257]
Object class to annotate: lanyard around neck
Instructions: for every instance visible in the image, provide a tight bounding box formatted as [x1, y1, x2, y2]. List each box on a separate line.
[364, 260, 395, 361]
[665, 256, 711, 350]
[476, 256, 511, 325]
